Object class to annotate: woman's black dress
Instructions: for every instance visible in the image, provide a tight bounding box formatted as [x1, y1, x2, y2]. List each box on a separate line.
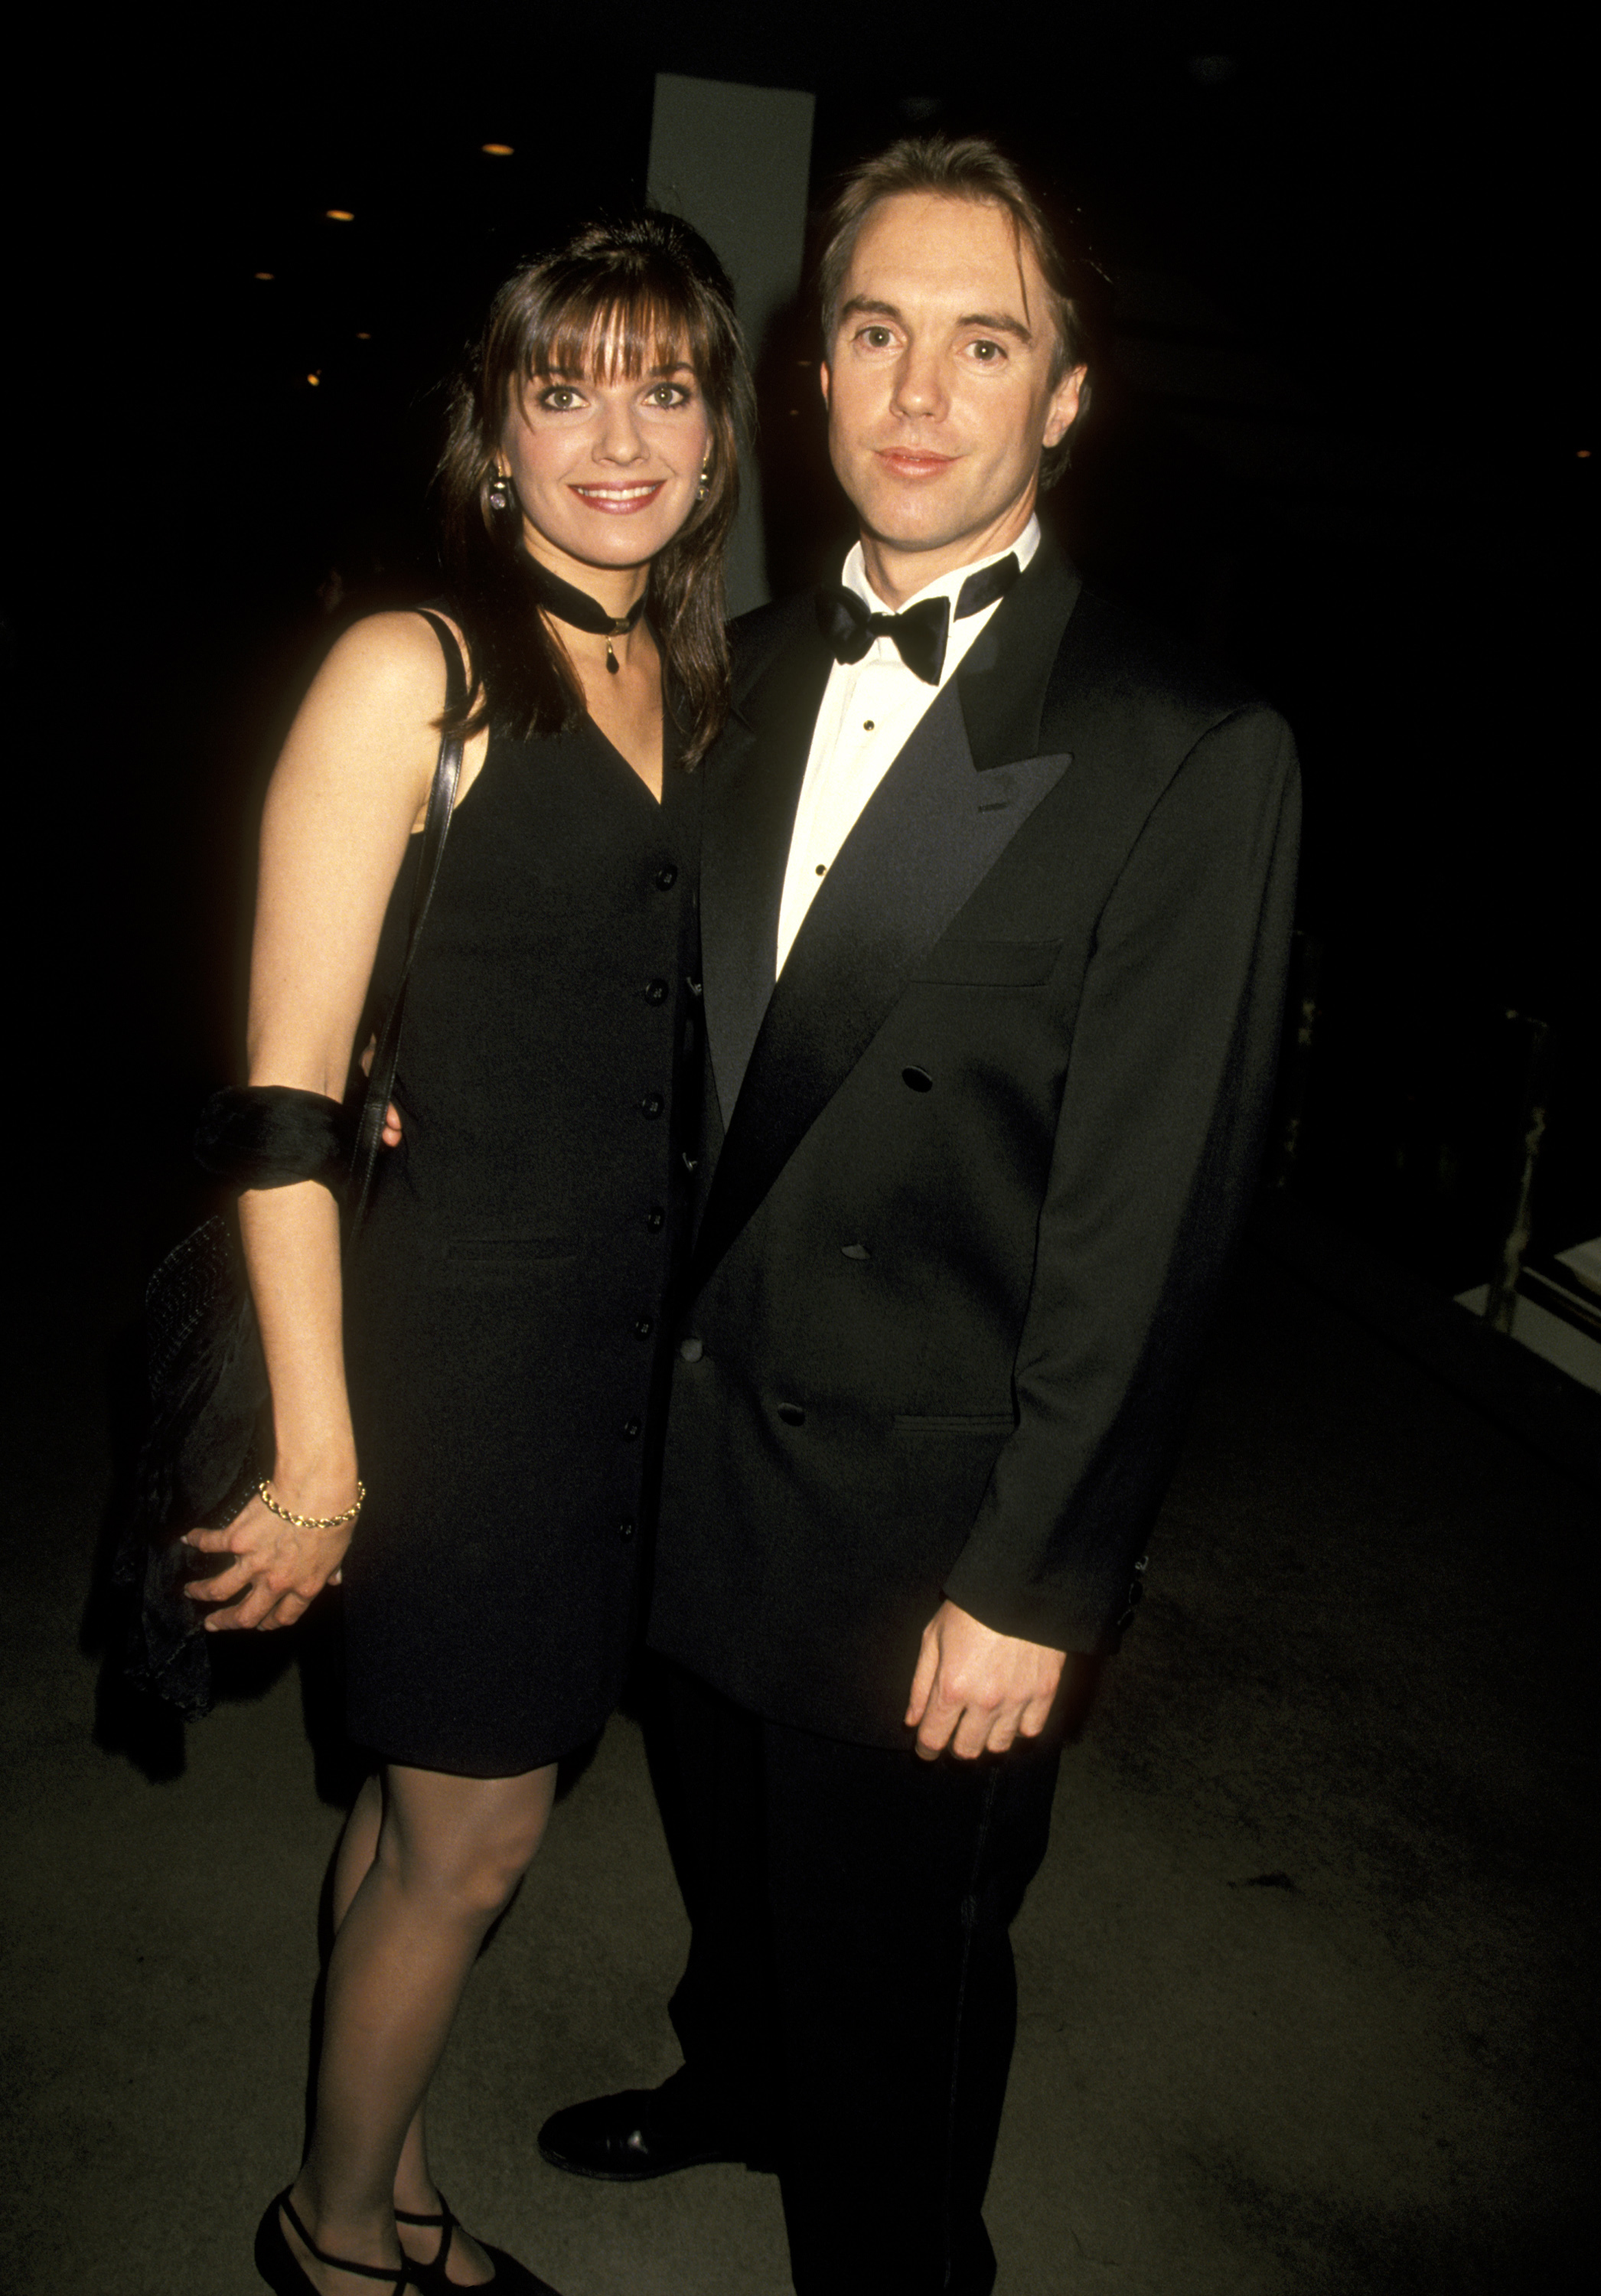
[341, 703, 700, 1776]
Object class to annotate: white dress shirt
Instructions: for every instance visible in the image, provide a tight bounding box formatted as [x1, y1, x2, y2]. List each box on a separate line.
[774, 517, 1042, 975]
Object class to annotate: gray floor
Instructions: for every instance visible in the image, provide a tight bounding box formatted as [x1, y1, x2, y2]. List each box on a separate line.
[3, 1243, 1596, 2294]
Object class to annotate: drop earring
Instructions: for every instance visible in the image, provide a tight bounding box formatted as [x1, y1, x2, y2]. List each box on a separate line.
[487, 473, 512, 513]
[696, 461, 710, 501]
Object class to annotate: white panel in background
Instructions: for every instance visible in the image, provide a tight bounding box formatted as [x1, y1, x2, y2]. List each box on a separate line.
[647, 72, 816, 615]
[1557, 1237, 1601, 1291]
[1454, 1285, 1601, 1394]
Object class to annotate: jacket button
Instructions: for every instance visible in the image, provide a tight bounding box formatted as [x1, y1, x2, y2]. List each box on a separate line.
[645, 1206, 665, 1232]
[840, 1242, 871, 1260]
[618, 1517, 636, 1540]
[678, 1336, 704, 1362]
[640, 1092, 665, 1119]
[902, 1066, 934, 1092]
[682, 1151, 700, 1172]
[634, 1316, 654, 1339]
[778, 1404, 805, 1426]
[645, 977, 669, 1004]
[621, 1417, 641, 1440]
[654, 864, 679, 891]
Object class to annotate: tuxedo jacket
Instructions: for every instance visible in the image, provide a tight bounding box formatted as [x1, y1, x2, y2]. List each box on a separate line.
[648, 538, 1301, 1750]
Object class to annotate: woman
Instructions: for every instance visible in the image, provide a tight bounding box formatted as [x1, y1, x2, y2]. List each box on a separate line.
[181, 213, 750, 2295]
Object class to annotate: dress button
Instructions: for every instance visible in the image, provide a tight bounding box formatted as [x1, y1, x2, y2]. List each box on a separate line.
[645, 978, 669, 1004]
[618, 1518, 636, 1540]
[778, 1404, 806, 1427]
[678, 1336, 704, 1363]
[634, 1316, 654, 1339]
[621, 1417, 641, 1440]
[640, 1092, 665, 1119]
[902, 1066, 934, 1092]
[645, 1206, 666, 1233]
[654, 864, 679, 891]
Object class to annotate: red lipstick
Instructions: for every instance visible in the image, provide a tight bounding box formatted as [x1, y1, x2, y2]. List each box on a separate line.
[569, 481, 667, 514]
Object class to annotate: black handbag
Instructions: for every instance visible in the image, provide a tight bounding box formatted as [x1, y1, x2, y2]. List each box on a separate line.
[119, 610, 468, 1716]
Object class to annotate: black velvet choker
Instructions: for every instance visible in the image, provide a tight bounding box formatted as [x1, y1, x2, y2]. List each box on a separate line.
[521, 552, 646, 673]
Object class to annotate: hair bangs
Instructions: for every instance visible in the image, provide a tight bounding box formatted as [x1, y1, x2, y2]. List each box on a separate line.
[522, 278, 710, 392]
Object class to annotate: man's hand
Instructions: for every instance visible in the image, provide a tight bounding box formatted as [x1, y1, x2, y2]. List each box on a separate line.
[905, 1600, 1067, 1762]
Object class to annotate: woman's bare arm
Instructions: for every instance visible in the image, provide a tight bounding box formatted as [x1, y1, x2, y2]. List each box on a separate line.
[185, 612, 460, 1631]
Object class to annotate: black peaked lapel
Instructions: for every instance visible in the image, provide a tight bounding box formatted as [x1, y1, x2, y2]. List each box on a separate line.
[690, 547, 1084, 1296]
[958, 539, 1082, 772]
[700, 611, 833, 1133]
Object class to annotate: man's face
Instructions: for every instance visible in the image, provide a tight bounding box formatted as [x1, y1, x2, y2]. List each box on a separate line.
[821, 192, 1084, 595]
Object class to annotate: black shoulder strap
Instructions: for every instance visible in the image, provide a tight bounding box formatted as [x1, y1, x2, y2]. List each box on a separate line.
[346, 609, 468, 1239]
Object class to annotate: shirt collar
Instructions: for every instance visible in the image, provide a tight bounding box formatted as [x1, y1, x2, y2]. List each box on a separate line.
[842, 513, 1042, 619]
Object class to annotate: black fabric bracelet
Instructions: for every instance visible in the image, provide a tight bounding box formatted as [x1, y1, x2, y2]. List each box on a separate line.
[194, 1085, 357, 1192]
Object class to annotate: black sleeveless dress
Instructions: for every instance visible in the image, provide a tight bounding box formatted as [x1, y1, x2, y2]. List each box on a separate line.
[341, 704, 700, 1776]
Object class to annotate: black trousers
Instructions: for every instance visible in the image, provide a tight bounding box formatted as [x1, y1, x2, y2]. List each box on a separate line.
[651, 1662, 1062, 2296]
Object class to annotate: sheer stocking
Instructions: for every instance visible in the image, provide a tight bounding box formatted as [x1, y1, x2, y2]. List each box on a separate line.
[285, 1762, 556, 2292]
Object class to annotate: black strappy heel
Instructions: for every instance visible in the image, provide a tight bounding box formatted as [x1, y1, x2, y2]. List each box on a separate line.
[255, 2188, 413, 2293]
[393, 2196, 562, 2294]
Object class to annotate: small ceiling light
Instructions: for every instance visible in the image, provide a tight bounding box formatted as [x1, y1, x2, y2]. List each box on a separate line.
[1579, 448, 1593, 459]
[255, 270, 275, 281]
[325, 209, 355, 222]
[307, 373, 321, 386]
[481, 142, 514, 156]
[356, 331, 371, 341]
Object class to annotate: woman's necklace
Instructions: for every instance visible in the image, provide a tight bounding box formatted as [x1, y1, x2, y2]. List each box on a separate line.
[521, 552, 646, 674]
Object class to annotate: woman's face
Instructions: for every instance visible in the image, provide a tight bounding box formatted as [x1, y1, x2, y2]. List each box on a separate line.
[498, 336, 712, 579]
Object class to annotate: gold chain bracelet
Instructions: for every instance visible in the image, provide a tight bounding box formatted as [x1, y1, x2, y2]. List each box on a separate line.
[256, 1479, 367, 1531]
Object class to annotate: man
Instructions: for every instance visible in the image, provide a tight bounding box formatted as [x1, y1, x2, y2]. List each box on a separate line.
[540, 136, 1300, 2294]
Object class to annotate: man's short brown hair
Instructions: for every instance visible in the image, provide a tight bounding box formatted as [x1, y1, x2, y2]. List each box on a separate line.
[817, 135, 1105, 489]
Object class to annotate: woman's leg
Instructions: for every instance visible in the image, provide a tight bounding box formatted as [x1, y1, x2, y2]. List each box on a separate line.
[284, 1761, 556, 2292]
[325, 1773, 436, 2226]
[328, 1771, 384, 1926]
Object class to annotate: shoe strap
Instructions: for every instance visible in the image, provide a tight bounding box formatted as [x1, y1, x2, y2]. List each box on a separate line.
[279, 2191, 413, 2286]
[394, 2195, 455, 2272]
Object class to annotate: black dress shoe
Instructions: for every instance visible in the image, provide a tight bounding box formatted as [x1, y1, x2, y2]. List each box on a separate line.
[536, 2070, 772, 2182]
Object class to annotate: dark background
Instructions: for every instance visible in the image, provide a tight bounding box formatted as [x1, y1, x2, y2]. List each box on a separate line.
[8, 0, 1593, 1297]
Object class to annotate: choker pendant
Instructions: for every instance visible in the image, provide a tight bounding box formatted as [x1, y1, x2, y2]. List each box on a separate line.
[518, 550, 646, 674]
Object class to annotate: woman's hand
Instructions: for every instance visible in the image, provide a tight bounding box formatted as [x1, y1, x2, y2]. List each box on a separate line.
[357, 1038, 406, 1148]
[182, 1488, 354, 1632]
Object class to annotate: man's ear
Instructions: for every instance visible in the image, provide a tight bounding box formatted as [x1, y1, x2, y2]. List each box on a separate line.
[1042, 364, 1087, 449]
[820, 360, 832, 412]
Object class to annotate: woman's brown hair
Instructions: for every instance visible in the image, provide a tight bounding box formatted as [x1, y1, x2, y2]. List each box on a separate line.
[436, 211, 752, 766]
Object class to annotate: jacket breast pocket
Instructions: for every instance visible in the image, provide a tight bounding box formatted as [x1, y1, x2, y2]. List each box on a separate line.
[913, 939, 1061, 988]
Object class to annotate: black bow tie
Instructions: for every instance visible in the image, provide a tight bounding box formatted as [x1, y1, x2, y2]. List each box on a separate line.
[815, 553, 1021, 685]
